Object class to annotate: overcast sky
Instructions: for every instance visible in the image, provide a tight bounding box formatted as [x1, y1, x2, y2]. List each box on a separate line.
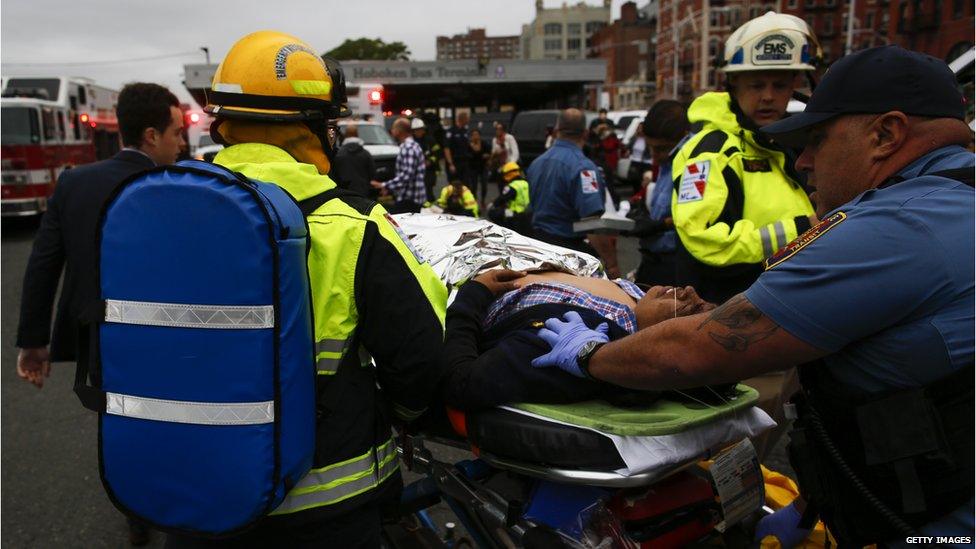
[2, 0, 630, 106]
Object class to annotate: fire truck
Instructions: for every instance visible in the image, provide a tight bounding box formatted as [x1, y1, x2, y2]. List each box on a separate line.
[1, 77, 120, 216]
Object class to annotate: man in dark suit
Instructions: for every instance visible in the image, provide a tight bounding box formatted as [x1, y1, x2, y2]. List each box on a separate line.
[14, 82, 185, 545]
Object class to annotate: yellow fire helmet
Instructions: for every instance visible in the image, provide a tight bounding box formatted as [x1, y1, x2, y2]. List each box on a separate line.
[500, 161, 522, 181]
[719, 11, 822, 73]
[206, 30, 342, 122]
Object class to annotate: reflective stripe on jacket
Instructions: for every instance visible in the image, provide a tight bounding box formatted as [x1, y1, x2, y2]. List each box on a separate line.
[214, 143, 447, 518]
[670, 92, 814, 268]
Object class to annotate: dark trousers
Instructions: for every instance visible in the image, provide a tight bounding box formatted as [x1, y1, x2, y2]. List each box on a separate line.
[165, 504, 381, 549]
[469, 165, 488, 204]
[423, 168, 437, 203]
[635, 251, 677, 287]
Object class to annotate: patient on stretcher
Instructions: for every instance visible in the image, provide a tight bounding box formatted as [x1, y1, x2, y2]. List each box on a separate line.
[437, 269, 718, 411]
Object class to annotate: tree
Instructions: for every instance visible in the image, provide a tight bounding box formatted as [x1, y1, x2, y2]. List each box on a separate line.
[323, 38, 411, 61]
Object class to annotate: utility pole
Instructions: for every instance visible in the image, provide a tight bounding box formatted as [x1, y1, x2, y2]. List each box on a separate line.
[701, 0, 710, 95]
[672, 0, 679, 98]
[845, 0, 855, 55]
[201, 47, 211, 65]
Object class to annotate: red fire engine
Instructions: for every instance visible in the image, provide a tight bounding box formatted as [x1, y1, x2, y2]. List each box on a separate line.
[1, 77, 120, 216]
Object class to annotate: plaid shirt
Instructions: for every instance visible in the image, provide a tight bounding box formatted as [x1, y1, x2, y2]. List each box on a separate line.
[385, 136, 427, 204]
[484, 278, 645, 334]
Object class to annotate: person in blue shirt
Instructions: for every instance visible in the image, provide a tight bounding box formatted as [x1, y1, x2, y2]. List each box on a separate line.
[526, 46, 974, 548]
[629, 100, 691, 286]
[527, 108, 620, 278]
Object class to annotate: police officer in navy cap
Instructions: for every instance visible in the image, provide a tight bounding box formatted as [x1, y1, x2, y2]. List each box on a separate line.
[527, 45, 974, 548]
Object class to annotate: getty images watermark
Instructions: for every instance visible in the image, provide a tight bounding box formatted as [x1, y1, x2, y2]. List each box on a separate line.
[905, 536, 973, 544]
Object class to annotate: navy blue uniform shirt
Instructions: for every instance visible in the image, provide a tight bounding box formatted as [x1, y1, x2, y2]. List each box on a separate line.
[527, 139, 606, 238]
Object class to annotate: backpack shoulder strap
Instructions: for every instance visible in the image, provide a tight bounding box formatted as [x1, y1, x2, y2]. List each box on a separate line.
[297, 188, 364, 217]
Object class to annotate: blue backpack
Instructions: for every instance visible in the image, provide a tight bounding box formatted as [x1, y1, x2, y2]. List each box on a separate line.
[75, 160, 328, 536]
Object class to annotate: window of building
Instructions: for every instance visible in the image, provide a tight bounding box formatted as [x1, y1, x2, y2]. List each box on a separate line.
[709, 11, 721, 26]
[788, 0, 798, 8]
[708, 37, 720, 58]
[865, 11, 875, 26]
[732, 7, 743, 25]
[567, 38, 582, 50]
[823, 15, 834, 33]
[568, 23, 582, 35]
[953, 0, 964, 16]
[708, 69, 717, 87]
[544, 23, 562, 35]
[750, 6, 762, 18]
[841, 13, 848, 29]
[804, 0, 815, 8]
[544, 38, 562, 51]
[804, 15, 816, 28]
[585, 21, 606, 34]
[825, 0, 836, 7]
[881, 11, 889, 26]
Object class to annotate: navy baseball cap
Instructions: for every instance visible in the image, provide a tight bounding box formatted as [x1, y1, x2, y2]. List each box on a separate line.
[763, 45, 966, 148]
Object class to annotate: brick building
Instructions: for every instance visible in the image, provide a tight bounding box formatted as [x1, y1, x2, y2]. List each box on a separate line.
[436, 28, 521, 61]
[654, 0, 973, 103]
[588, 1, 656, 109]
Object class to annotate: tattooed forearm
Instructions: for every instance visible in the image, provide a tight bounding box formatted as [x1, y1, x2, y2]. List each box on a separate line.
[697, 294, 779, 352]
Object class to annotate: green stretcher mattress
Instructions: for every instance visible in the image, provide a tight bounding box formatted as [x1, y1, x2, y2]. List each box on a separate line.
[464, 384, 761, 471]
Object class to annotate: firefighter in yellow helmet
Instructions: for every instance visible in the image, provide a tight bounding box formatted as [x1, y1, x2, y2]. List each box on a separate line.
[487, 161, 532, 234]
[670, 11, 821, 304]
[175, 30, 447, 547]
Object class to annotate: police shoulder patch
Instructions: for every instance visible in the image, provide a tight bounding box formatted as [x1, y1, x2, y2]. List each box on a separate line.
[764, 212, 847, 270]
[580, 170, 599, 194]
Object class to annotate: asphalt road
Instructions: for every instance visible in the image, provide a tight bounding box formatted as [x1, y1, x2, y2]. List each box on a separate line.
[1, 206, 789, 547]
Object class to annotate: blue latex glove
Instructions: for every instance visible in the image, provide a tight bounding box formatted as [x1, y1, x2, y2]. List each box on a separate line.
[531, 311, 610, 378]
[754, 503, 812, 548]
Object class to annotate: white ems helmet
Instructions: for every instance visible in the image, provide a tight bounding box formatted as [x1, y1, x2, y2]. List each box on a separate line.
[410, 118, 426, 130]
[720, 11, 822, 73]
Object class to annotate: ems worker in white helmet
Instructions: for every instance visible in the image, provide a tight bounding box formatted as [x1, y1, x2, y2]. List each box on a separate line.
[670, 11, 821, 305]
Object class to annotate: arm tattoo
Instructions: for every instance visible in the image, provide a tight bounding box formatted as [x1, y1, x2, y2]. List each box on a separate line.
[697, 294, 779, 352]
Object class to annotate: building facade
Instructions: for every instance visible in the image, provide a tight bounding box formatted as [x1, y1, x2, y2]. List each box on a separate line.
[436, 28, 522, 61]
[521, 0, 613, 60]
[655, 0, 974, 103]
[588, 1, 657, 109]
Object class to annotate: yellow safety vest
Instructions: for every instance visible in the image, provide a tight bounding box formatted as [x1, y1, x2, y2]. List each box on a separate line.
[506, 179, 530, 214]
[437, 185, 479, 217]
[671, 92, 814, 268]
[214, 143, 446, 516]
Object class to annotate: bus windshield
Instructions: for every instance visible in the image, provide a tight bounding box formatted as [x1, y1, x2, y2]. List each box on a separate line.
[1, 107, 41, 145]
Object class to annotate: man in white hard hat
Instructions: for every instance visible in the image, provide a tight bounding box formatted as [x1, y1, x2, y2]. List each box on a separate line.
[670, 11, 821, 304]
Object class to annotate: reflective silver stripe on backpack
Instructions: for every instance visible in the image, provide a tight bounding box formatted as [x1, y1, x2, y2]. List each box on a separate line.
[105, 393, 274, 425]
[104, 299, 274, 329]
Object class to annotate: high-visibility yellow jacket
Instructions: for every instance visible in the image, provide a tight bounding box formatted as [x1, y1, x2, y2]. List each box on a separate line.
[437, 185, 479, 217]
[505, 179, 531, 214]
[215, 143, 447, 520]
[670, 92, 814, 301]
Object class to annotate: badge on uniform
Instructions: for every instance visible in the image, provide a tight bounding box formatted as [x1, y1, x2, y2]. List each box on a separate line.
[677, 161, 710, 203]
[764, 211, 847, 270]
[384, 213, 427, 264]
[580, 170, 599, 194]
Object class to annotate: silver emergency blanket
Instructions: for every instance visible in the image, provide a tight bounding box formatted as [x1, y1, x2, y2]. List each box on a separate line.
[392, 213, 604, 287]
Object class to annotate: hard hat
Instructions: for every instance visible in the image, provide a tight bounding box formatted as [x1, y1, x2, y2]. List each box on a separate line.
[206, 30, 342, 122]
[411, 118, 426, 130]
[500, 161, 521, 181]
[719, 11, 822, 73]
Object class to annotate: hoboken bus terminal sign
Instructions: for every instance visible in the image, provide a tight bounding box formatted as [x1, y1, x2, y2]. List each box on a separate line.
[343, 59, 606, 84]
[182, 59, 606, 91]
